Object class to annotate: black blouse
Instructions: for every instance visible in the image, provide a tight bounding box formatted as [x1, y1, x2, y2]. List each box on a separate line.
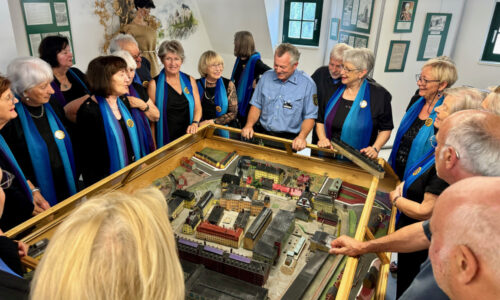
[197, 77, 231, 121]
[394, 117, 427, 180]
[55, 67, 89, 104]
[0, 100, 70, 203]
[153, 75, 191, 142]
[76, 96, 135, 187]
[232, 56, 270, 88]
[317, 81, 394, 146]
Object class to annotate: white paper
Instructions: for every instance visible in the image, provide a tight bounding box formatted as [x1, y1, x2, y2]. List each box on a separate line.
[423, 34, 442, 58]
[29, 34, 42, 56]
[351, 0, 359, 25]
[388, 43, 407, 70]
[24, 3, 53, 26]
[54, 2, 69, 27]
[397, 22, 411, 30]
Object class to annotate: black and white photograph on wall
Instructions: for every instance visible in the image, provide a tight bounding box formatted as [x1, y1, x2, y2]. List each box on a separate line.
[357, 0, 372, 29]
[341, 0, 374, 34]
[394, 0, 418, 33]
[54, 2, 69, 27]
[429, 15, 446, 31]
[417, 13, 452, 60]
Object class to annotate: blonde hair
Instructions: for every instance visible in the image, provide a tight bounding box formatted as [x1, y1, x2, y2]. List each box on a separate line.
[422, 57, 458, 88]
[484, 86, 500, 116]
[443, 86, 484, 114]
[30, 188, 184, 300]
[198, 50, 224, 77]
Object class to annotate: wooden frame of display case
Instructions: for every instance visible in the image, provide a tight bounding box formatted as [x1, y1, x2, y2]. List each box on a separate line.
[6, 124, 399, 299]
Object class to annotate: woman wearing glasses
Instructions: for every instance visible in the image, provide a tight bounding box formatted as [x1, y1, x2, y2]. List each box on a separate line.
[147, 40, 202, 147]
[389, 57, 457, 180]
[196, 51, 238, 134]
[316, 48, 393, 158]
[388, 86, 483, 297]
[0, 75, 51, 231]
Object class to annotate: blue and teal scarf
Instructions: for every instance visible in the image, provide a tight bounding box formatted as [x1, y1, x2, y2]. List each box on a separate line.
[389, 95, 443, 178]
[0, 258, 21, 278]
[155, 70, 194, 147]
[324, 79, 373, 150]
[0, 135, 32, 203]
[197, 77, 229, 138]
[231, 52, 260, 117]
[16, 102, 76, 206]
[97, 96, 141, 173]
[128, 85, 155, 156]
[51, 68, 90, 107]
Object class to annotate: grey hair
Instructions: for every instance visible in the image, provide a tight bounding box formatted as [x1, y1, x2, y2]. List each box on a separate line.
[275, 43, 300, 65]
[445, 112, 500, 176]
[443, 203, 500, 279]
[157, 40, 185, 61]
[7, 57, 53, 96]
[109, 34, 138, 53]
[111, 50, 137, 70]
[444, 86, 484, 114]
[343, 48, 374, 77]
[330, 43, 353, 60]
[484, 86, 500, 116]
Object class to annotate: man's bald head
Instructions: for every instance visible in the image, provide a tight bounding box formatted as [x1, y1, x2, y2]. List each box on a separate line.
[435, 110, 500, 183]
[429, 177, 500, 300]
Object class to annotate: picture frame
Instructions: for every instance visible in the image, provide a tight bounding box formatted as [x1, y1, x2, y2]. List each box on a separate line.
[330, 18, 340, 40]
[417, 13, 452, 61]
[341, 0, 375, 34]
[394, 0, 418, 33]
[385, 40, 411, 72]
[339, 31, 369, 48]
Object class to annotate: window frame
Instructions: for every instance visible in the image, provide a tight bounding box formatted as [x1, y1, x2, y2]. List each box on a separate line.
[481, 0, 500, 63]
[282, 0, 324, 47]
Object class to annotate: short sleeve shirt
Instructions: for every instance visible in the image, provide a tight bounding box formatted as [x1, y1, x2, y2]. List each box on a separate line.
[250, 69, 318, 134]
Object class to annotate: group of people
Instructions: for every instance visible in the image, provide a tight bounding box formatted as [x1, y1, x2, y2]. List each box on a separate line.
[0, 5, 499, 298]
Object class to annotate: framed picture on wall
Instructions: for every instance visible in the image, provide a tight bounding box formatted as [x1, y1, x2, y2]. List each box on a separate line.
[330, 18, 340, 40]
[341, 0, 375, 34]
[394, 0, 418, 33]
[385, 40, 410, 72]
[339, 31, 369, 48]
[417, 13, 452, 61]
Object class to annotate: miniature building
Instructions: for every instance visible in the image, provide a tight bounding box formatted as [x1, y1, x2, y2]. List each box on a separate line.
[196, 221, 243, 248]
[250, 199, 266, 216]
[315, 193, 335, 214]
[244, 207, 273, 250]
[328, 178, 343, 198]
[195, 190, 214, 217]
[167, 197, 184, 220]
[180, 157, 195, 171]
[207, 205, 224, 225]
[261, 177, 274, 190]
[234, 210, 250, 230]
[253, 210, 295, 265]
[183, 210, 202, 234]
[310, 231, 336, 252]
[182, 260, 269, 299]
[221, 173, 240, 186]
[219, 184, 258, 212]
[295, 191, 314, 221]
[297, 174, 310, 187]
[177, 237, 272, 287]
[172, 189, 196, 209]
[254, 163, 285, 183]
[317, 210, 339, 226]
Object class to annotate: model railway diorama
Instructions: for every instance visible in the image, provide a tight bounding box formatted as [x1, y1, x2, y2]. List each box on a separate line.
[6, 125, 399, 300]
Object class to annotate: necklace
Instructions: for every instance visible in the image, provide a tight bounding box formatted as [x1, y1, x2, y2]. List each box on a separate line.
[29, 105, 45, 119]
[204, 90, 215, 101]
[426, 93, 439, 114]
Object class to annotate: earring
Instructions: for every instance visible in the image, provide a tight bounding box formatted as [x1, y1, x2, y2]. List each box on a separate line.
[25, 97, 30, 101]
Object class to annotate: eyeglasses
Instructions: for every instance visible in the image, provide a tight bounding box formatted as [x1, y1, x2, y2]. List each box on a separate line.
[0, 170, 15, 189]
[131, 51, 143, 60]
[416, 74, 440, 85]
[341, 65, 358, 73]
[209, 63, 223, 70]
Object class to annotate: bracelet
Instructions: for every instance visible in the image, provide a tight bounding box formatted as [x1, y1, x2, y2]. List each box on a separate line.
[142, 103, 150, 112]
[192, 120, 199, 125]
[392, 195, 401, 206]
[373, 146, 379, 153]
[31, 187, 40, 194]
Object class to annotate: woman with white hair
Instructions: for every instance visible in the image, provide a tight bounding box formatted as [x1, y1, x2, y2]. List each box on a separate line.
[1, 57, 76, 207]
[316, 48, 393, 158]
[482, 85, 500, 115]
[112, 50, 158, 154]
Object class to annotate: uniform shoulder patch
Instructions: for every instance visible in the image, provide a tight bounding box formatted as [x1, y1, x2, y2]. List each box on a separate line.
[313, 94, 318, 106]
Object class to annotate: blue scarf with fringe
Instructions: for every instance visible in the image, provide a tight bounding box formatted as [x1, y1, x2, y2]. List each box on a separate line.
[51, 68, 90, 107]
[231, 52, 260, 117]
[0, 134, 32, 203]
[197, 77, 229, 138]
[128, 85, 155, 156]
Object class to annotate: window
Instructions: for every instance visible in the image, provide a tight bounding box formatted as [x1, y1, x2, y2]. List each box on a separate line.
[482, 1, 500, 63]
[282, 0, 323, 46]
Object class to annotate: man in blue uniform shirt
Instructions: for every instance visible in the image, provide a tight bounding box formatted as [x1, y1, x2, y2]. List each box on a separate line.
[241, 43, 318, 151]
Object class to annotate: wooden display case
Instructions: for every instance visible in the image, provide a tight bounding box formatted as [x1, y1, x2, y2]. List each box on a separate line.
[6, 125, 399, 300]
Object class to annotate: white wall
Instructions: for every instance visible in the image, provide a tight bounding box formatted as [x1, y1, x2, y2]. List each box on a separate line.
[452, 0, 500, 89]
[0, 1, 17, 74]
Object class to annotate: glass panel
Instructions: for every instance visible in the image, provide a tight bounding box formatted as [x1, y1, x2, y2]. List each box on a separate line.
[301, 21, 314, 39]
[289, 21, 301, 38]
[290, 2, 303, 20]
[303, 3, 316, 21]
[494, 32, 500, 54]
